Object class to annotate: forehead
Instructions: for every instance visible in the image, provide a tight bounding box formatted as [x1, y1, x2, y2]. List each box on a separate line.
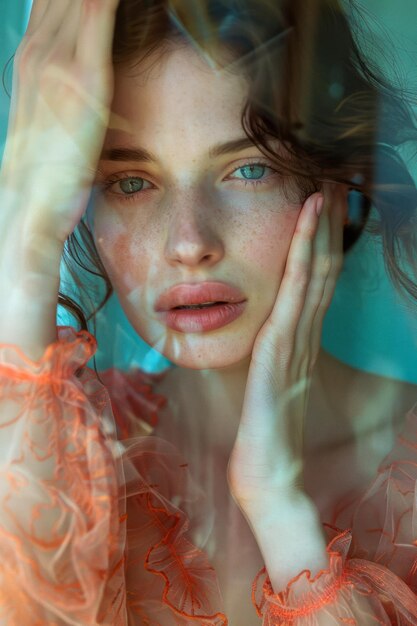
[107, 45, 249, 146]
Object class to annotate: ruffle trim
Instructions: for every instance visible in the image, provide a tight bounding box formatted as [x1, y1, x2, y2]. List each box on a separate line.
[252, 526, 352, 619]
[0, 326, 96, 382]
[95, 362, 417, 624]
[0, 326, 127, 623]
[120, 437, 228, 624]
[98, 365, 227, 623]
[0, 327, 220, 623]
[4, 328, 415, 624]
[98, 367, 167, 439]
[252, 524, 417, 622]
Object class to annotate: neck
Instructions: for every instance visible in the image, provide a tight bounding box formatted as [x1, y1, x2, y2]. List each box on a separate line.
[163, 356, 251, 458]
[159, 348, 349, 461]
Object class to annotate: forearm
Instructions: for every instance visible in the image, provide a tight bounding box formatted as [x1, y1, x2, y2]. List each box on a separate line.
[0, 330, 125, 623]
[243, 491, 415, 626]
[0, 183, 64, 359]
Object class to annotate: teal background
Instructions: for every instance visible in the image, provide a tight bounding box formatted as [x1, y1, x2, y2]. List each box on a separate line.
[1, 1, 416, 380]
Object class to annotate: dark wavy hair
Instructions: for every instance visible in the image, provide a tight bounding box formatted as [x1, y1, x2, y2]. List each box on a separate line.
[50, 0, 417, 332]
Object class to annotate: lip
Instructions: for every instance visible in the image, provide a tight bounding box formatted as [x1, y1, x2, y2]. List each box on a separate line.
[155, 281, 247, 333]
[155, 281, 246, 311]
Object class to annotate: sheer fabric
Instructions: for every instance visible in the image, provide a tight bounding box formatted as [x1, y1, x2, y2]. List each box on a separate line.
[0, 326, 416, 624]
[0, 328, 126, 625]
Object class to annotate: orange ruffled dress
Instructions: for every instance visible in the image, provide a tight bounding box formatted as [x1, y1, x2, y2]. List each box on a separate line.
[0, 326, 417, 625]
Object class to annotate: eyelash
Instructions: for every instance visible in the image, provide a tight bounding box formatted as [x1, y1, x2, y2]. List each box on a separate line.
[101, 160, 277, 205]
[102, 173, 154, 204]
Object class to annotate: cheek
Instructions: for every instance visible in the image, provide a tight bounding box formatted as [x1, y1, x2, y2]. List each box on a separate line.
[237, 208, 299, 277]
[94, 218, 151, 295]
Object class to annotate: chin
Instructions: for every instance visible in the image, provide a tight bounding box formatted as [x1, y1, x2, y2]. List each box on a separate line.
[166, 347, 252, 370]
[136, 320, 256, 370]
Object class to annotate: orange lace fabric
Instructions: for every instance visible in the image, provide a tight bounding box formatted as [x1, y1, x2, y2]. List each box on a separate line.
[0, 327, 126, 625]
[0, 327, 417, 624]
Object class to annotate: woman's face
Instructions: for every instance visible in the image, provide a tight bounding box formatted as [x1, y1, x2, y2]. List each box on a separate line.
[92, 44, 303, 369]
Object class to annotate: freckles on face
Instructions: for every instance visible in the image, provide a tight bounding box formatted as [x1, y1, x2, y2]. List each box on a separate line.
[239, 209, 297, 271]
[95, 219, 155, 313]
[92, 45, 303, 369]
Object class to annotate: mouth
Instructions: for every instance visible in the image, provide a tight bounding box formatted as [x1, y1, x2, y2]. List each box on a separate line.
[172, 301, 228, 310]
[155, 282, 247, 333]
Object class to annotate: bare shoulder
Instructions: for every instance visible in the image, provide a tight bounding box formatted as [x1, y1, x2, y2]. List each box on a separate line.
[309, 349, 417, 448]
[325, 350, 417, 418]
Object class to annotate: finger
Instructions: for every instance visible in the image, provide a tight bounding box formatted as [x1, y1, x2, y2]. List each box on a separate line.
[267, 193, 323, 343]
[26, 1, 73, 41]
[314, 184, 345, 316]
[52, 1, 83, 58]
[25, 0, 50, 36]
[309, 185, 346, 361]
[321, 184, 345, 310]
[76, 0, 121, 68]
[295, 186, 331, 347]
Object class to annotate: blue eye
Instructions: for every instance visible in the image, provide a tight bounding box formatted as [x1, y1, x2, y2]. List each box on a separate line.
[118, 177, 146, 194]
[102, 174, 154, 203]
[235, 164, 266, 180]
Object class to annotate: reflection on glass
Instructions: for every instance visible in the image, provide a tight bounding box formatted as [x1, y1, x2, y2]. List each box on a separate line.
[0, 1, 417, 624]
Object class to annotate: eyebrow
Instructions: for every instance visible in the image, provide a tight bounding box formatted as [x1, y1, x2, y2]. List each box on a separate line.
[100, 146, 156, 162]
[209, 137, 259, 158]
[99, 137, 259, 163]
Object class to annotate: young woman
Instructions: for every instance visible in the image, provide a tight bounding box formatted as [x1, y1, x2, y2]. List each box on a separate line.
[1, 0, 417, 623]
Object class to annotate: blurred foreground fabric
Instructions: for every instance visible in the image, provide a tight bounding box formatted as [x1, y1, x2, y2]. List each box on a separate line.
[1, 0, 417, 382]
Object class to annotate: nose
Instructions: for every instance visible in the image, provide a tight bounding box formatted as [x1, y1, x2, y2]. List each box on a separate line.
[164, 192, 225, 268]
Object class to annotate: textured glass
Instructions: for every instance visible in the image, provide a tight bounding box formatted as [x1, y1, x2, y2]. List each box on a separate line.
[1, 1, 417, 624]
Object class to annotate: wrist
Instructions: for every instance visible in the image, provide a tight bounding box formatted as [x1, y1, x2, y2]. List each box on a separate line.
[0, 225, 63, 359]
[229, 457, 305, 515]
[240, 487, 316, 530]
[241, 491, 328, 594]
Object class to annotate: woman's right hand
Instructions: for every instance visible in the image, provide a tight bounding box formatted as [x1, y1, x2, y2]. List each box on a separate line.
[0, 0, 120, 358]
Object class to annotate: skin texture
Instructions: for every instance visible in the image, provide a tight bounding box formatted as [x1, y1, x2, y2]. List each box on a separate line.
[5, 2, 417, 621]
[0, 0, 120, 358]
[92, 45, 303, 369]
[91, 43, 350, 592]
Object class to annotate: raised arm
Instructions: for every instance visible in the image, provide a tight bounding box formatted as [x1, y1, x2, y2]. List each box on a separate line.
[0, 328, 127, 624]
[0, 0, 119, 358]
[0, 1, 125, 622]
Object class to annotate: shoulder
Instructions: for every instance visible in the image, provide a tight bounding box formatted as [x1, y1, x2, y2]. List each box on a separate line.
[309, 350, 417, 450]
[319, 348, 416, 409]
[333, 353, 416, 417]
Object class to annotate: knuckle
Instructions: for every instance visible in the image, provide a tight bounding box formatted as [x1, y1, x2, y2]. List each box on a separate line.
[316, 254, 332, 278]
[39, 54, 65, 84]
[288, 263, 310, 286]
[295, 223, 316, 239]
[15, 41, 67, 86]
[325, 274, 338, 292]
[14, 39, 41, 76]
[38, 60, 75, 96]
[305, 225, 317, 239]
[332, 254, 344, 275]
[274, 345, 294, 375]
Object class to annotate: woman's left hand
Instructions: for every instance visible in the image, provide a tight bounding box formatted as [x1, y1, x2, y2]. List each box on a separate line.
[228, 183, 347, 515]
[228, 184, 348, 591]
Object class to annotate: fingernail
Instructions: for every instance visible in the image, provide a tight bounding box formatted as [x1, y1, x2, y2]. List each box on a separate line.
[315, 195, 324, 217]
